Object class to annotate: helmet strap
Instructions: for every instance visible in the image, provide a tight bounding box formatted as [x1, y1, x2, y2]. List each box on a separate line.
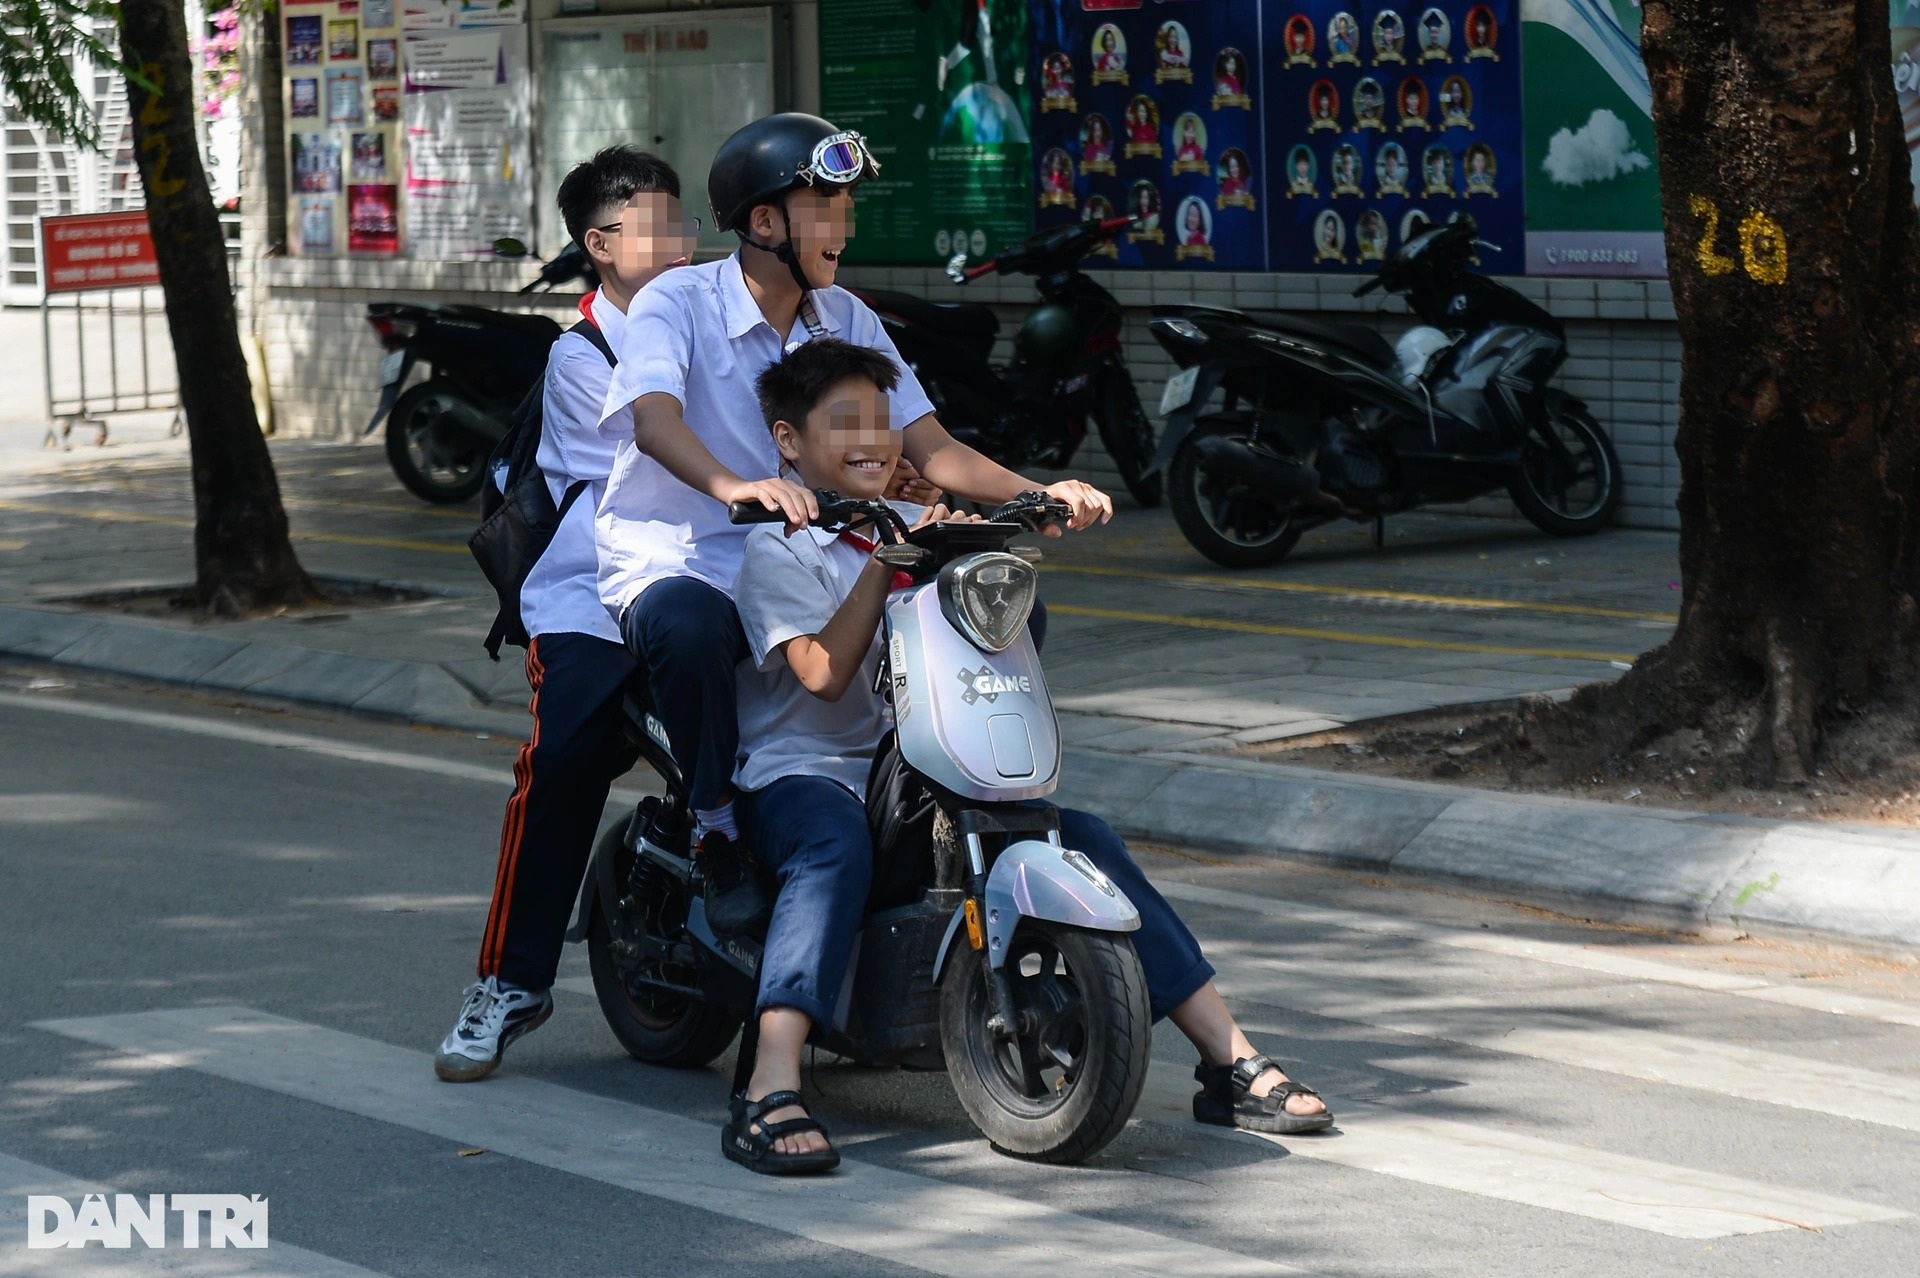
[738, 193, 816, 295]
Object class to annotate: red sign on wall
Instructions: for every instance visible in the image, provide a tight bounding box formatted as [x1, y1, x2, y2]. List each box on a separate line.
[39, 210, 161, 294]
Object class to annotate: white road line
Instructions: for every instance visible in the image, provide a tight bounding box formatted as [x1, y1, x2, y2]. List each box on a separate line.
[0, 692, 653, 803]
[0, 1152, 388, 1276]
[32, 1007, 1300, 1278]
[1207, 950, 1920, 1134]
[1158, 880, 1920, 1029]
[1133, 1066, 1905, 1239]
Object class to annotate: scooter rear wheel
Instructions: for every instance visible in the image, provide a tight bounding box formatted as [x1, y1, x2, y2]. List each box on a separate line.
[586, 822, 741, 1068]
[1168, 421, 1306, 568]
[940, 920, 1150, 1164]
[384, 380, 490, 504]
[1509, 400, 1622, 536]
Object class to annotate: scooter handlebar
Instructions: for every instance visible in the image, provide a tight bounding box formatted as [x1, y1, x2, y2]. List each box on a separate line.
[1354, 275, 1385, 298]
[726, 501, 791, 525]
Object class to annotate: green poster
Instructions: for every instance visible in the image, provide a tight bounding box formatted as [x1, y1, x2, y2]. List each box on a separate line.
[1521, 0, 1666, 275]
[820, 0, 1033, 266]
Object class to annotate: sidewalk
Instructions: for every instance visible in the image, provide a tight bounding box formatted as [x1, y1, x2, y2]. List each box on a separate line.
[5, 439, 1915, 952]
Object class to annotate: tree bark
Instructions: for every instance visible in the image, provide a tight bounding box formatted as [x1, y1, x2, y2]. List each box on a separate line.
[1589, 2, 1920, 784]
[118, 0, 315, 614]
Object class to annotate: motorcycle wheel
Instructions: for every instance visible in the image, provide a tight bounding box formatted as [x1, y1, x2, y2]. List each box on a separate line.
[1167, 420, 1306, 568]
[1094, 370, 1163, 508]
[940, 920, 1150, 1164]
[383, 380, 490, 504]
[1509, 400, 1622, 536]
[586, 821, 740, 1068]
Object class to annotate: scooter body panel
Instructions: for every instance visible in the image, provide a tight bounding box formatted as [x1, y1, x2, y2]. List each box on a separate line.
[981, 840, 1141, 970]
[887, 584, 1060, 803]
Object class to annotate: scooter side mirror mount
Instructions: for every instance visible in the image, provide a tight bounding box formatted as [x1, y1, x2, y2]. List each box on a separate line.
[946, 251, 969, 284]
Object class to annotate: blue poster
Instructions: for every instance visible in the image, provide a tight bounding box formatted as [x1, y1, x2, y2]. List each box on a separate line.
[1030, 1, 1266, 271]
[1262, 1, 1524, 273]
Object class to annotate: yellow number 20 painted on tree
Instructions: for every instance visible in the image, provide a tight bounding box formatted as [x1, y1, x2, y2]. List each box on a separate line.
[1689, 195, 1788, 285]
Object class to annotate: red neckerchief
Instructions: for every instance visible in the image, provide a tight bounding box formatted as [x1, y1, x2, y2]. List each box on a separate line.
[837, 527, 914, 592]
[578, 289, 598, 326]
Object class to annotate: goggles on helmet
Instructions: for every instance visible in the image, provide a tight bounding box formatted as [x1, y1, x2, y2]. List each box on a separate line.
[798, 131, 878, 186]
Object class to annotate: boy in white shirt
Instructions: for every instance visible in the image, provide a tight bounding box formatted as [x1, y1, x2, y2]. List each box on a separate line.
[596, 113, 1109, 925]
[719, 338, 1331, 1176]
[435, 148, 697, 1082]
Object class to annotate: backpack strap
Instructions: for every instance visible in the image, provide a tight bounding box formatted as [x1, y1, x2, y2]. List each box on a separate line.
[569, 316, 618, 366]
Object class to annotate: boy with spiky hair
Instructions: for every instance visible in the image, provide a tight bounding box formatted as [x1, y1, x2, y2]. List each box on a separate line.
[435, 146, 699, 1083]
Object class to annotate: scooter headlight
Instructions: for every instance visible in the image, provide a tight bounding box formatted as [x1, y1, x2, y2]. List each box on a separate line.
[939, 552, 1037, 654]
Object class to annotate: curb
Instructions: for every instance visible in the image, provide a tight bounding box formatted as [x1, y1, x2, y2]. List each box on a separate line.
[7, 603, 1918, 955]
[1056, 748, 1920, 954]
[0, 604, 525, 737]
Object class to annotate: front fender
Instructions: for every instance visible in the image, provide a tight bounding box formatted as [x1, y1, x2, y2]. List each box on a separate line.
[982, 839, 1140, 969]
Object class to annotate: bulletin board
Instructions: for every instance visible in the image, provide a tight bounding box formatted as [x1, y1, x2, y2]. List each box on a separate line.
[284, 0, 404, 257]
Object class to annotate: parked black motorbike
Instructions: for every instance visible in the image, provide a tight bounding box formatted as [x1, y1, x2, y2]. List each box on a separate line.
[363, 244, 596, 503]
[1147, 216, 1621, 567]
[854, 217, 1163, 506]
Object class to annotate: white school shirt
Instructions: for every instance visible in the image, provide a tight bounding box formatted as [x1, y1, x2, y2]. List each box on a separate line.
[518, 289, 624, 643]
[731, 503, 924, 797]
[592, 253, 935, 616]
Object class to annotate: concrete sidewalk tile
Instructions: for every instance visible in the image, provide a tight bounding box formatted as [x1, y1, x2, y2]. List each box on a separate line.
[0, 605, 104, 661]
[1707, 825, 1920, 947]
[1054, 749, 1189, 823]
[196, 642, 323, 692]
[1079, 721, 1235, 753]
[248, 649, 409, 708]
[1225, 718, 1345, 745]
[51, 622, 244, 685]
[1391, 797, 1759, 920]
[1121, 763, 1449, 865]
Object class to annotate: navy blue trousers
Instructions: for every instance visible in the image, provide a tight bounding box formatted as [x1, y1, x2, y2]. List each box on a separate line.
[741, 776, 1213, 1025]
[620, 578, 747, 813]
[479, 632, 639, 991]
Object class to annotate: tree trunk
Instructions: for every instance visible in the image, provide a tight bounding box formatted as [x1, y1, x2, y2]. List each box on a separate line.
[1581, 2, 1920, 784]
[118, 0, 315, 614]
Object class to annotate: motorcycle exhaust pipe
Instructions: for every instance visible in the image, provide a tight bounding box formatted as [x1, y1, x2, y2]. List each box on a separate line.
[1190, 433, 1347, 513]
[427, 395, 509, 446]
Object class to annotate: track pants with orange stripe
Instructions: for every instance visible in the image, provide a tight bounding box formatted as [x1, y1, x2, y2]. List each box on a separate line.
[477, 632, 640, 991]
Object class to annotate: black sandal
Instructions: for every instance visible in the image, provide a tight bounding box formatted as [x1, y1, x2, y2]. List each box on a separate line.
[721, 1090, 840, 1176]
[1193, 1053, 1335, 1134]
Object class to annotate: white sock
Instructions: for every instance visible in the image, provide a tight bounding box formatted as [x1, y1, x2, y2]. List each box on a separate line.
[694, 801, 738, 843]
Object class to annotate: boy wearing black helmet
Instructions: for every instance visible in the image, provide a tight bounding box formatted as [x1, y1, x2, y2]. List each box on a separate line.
[593, 113, 1111, 921]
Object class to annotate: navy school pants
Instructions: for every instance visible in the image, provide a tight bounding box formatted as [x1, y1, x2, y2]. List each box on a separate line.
[740, 775, 1213, 1026]
[478, 632, 639, 991]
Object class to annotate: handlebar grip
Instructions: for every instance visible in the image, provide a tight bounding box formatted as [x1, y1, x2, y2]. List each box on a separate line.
[1354, 276, 1384, 298]
[964, 259, 999, 281]
[727, 501, 789, 525]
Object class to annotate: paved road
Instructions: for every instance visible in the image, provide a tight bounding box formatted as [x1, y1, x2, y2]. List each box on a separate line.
[4, 662, 1916, 1276]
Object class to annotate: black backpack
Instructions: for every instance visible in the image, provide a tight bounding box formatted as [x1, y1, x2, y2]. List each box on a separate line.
[468, 318, 617, 660]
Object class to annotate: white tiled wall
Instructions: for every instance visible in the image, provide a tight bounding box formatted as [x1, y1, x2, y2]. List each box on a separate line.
[245, 258, 1682, 530]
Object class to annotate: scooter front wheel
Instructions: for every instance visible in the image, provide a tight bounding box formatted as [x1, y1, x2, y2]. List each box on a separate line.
[940, 920, 1150, 1164]
[1168, 422, 1306, 568]
[1094, 370, 1163, 508]
[383, 381, 491, 504]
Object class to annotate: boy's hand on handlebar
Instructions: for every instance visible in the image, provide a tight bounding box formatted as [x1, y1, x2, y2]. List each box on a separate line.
[909, 503, 981, 533]
[723, 477, 818, 534]
[1039, 480, 1114, 536]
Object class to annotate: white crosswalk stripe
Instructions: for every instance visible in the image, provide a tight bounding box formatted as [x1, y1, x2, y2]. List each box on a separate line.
[551, 980, 1909, 1239]
[31, 1007, 1302, 1278]
[1133, 1066, 1905, 1239]
[1158, 880, 1920, 1029]
[0, 1152, 388, 1277]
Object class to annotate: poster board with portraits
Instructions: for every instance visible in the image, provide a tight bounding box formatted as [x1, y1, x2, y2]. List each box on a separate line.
[1029, 0, 1264, 270]
[820, 0, 1033, 267]
[283, 0, 403, 256]
[1265, 1, 1524, 274]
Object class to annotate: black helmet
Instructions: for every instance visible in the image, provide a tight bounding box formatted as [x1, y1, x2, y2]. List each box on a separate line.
[707, 113, 879, 234]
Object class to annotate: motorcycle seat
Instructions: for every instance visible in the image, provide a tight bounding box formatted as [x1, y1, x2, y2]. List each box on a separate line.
[859, 289, 1000, 352]
[436, 304, 564, 342]
[1251, 312, 1397, 372]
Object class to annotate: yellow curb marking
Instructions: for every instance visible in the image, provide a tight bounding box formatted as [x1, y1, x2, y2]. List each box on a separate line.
[1047, 602, 1640, 664]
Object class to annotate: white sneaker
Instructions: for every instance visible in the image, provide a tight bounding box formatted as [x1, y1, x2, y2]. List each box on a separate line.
[434, 977, 554, 1082]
